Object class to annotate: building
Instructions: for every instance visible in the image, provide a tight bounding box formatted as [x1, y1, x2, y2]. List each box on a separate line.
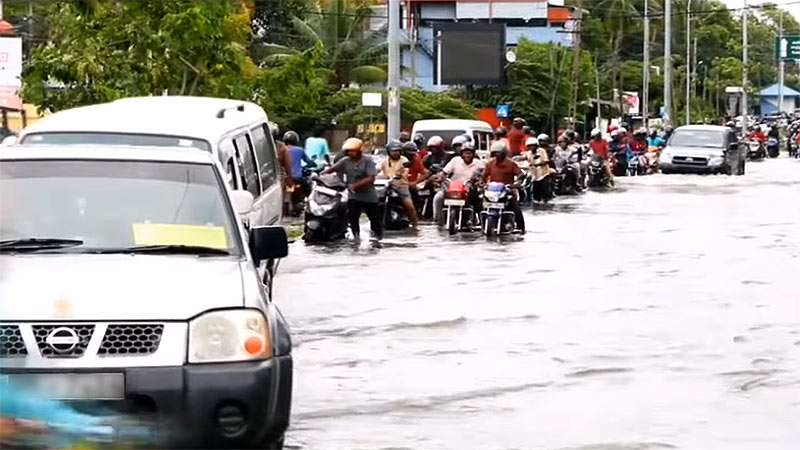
[372, 0, 576, 91]
[758, 83, 800, 115]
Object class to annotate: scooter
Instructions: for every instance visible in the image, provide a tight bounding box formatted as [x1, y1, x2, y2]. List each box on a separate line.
[552, 151, 580, 195]
[586, 155, 611, 188]
[303, 173, 349, 243]
[480, 182, 517, 237]
[747, 140, 766, 160]
[375, 177, 411, 231]
[767, 137, 780, 158]
[443, 178, 480, 235]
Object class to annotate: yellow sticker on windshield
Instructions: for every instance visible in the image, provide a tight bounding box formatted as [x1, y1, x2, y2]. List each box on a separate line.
[132, 223, 228, 250]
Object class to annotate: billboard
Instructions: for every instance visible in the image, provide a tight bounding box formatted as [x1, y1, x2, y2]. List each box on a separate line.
[433, 23, 506, 86]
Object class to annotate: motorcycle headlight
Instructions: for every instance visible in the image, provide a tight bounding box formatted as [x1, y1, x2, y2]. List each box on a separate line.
[485, 191, 501, 202]
[189, 309, 272, 363]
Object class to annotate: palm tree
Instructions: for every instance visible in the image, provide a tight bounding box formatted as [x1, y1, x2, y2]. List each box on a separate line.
[255, 0, 387, 86]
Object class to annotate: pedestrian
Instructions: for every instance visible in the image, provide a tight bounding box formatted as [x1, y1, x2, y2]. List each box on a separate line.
[322, 138, 383, 240]
[526, 137, 551, 203]
[507, 118, 527, 156]
[304, 125, 331, 165]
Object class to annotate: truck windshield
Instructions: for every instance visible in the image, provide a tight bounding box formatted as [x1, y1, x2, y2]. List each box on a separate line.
[0, 160, 241, 255]
[22, 132, 211, 152]
[669, 130, 725, 148]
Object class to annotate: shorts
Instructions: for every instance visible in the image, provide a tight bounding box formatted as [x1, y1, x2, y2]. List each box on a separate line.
[393, 185, 411, 199]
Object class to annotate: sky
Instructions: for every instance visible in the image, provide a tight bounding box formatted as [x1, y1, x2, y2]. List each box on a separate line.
[721, 0, 800, 24]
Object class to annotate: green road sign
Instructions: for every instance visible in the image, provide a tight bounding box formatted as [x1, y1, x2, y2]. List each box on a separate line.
[776, 36, 800, 60]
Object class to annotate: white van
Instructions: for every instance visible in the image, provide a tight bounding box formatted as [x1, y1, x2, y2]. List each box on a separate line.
[18, 96, 283, 227]
[411, 119, 494, 158]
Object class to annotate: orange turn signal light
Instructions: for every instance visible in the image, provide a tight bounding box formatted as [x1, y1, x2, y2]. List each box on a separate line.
[244, 336, 264, 355]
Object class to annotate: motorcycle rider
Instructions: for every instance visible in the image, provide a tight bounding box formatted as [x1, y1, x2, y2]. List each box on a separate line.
[378, 140, 419, 228]
[507, 118, 527, 156]
[284, 131, 315, 198]
[588, 128, 614, 185]
[648, 129, 664, 148]
[322, 137, 382, 240]
[481, 141, 525, 234]
[416, 136, 452, 186]
[749, 125, 767, 143]
[492, 127, 510, 148]
[434, 141, 486, 223]
[663, 125, 674, 143]
[305, 125, 331, 165]
[526, 137, 552, 203]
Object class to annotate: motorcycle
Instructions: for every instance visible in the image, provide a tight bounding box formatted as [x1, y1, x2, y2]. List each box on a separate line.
[443, 177, 480, 235]
[747, 140, 766, 160]
[375, 177, 411, 231]
[552, 150, 581, 195]
[611, 148, 628, 176]
[287, 163, 326, 217]
[586, 155, 611, 188]
[767, 137, 780, 158]
[480, 182, 517, 237]
[415, 164, 443, 220]
[303, 173, 349, 243]
[512, 155, 534, 204]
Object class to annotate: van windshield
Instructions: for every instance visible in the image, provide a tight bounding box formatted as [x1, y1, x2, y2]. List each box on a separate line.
[22, 132, 211, 152]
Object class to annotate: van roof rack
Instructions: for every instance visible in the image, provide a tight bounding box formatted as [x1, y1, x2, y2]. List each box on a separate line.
[216, 104, 246, 119]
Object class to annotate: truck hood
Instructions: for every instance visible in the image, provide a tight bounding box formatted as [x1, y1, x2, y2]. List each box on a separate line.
[664, 145, 724, 157]
[0, 254, 244, 321]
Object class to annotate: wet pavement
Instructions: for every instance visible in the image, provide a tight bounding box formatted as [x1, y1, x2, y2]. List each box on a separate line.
[275, 158, 800, 450]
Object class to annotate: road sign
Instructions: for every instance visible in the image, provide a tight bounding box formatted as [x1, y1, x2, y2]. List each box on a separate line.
[496, 104, 510, 118]
[775, 36, 800, 60]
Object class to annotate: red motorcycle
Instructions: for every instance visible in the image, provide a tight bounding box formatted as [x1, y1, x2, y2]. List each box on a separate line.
[443, 179, 479, 235]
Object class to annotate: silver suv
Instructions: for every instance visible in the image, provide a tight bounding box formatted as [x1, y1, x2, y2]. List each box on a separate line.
[0, 146, 292, 448]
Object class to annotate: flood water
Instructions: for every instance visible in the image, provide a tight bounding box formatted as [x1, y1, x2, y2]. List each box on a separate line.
[275, 158, 800, 450]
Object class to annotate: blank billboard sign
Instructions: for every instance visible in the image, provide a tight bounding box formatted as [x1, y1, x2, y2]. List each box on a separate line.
[433, 23, 506, 86]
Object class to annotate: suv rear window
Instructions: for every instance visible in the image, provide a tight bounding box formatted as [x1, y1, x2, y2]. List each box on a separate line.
[22, 132, 212, 151]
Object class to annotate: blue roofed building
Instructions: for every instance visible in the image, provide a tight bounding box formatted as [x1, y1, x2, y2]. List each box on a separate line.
[758, 83, 800, 115]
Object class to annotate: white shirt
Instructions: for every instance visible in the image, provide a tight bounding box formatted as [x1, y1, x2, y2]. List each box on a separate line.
[443, 157, 486, 183]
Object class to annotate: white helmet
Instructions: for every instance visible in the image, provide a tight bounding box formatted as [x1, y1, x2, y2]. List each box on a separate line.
[537, 133, 549, 142]
[618, 127, 627, 134]
[590, 128, 602, 139]
[610, 130, 619, 138]
[525, 136, 539, 147]
[451, 135, 469, 148]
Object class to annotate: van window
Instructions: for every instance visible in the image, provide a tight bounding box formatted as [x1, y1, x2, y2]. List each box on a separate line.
[218, 139, 238, 189]
[250, 124, 278, 188]
[233, 134, 261, 197]
[474, 132, 492, 151]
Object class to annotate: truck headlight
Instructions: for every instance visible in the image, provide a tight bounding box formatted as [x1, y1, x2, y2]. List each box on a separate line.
[189, 309, 272, 363]
[709, 156, 725, 166]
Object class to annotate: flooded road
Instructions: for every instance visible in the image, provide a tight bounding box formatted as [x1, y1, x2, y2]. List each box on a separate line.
[275, 158, 800, 450]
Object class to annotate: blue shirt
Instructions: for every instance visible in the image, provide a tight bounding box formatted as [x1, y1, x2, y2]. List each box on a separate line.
[289, 145, 313, 179]
[648, 137, 664, 147]
[305, 137, 330, 161]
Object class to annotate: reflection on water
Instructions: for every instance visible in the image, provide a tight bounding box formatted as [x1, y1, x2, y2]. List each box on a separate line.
[276, 159, 800, 450]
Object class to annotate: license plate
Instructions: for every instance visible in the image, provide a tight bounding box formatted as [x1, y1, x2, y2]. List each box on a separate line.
[485, 202, 505, 209]
[444, 199, 465, 206]
[7, 373, 124, 400]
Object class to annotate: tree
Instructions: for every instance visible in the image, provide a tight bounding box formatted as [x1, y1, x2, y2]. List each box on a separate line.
[23, 1, 256, 112]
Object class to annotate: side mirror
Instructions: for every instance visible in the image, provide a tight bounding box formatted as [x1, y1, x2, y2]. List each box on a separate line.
[249, 226, 288, 263]
[1, 135, 17, 146]
[231, 190, 254, 216]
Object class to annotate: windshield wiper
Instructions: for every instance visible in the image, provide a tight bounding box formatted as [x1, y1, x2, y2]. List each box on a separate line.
[94, 244, 231, 256]
[0, 238, 85, 252]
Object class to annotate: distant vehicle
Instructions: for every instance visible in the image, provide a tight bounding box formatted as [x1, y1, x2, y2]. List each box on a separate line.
[411, 119, 494, 159]
[659, 125, 746, 175]
[0, 145, 292, 449]
[18, 96, 284, 229]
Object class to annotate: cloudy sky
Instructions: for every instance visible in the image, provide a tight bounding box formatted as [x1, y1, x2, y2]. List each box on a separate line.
[721, 0, 800, 23]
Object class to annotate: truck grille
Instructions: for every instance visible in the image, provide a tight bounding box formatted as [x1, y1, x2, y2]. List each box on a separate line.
[98, 324, 164, 356]
[673, 156, 708, 165]
[0, 325, 27, 357]
[32, 324, 95, 358]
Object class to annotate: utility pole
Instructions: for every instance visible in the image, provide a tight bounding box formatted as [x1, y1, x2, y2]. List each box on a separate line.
[595, 57, 602, 130]
[664, 0, 673, 124]
[779, 11, 784, 115]
[686, 0, 692, 125]
[569, 8, 583, 128]
[742, 0, 748, 133]
[387, 0, 401, 140]
[643, 0, 650, 127]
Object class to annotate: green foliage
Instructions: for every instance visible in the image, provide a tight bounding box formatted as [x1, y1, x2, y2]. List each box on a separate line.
[326, 88, 475, 127]
[23, 0, 256, 112]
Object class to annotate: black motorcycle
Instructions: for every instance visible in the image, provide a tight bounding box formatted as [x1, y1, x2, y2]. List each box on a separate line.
[303, 174, 349, 243]
[375, 177, 411, 231]
[552, 151, 581, 195]
[586, 155, 611, 188]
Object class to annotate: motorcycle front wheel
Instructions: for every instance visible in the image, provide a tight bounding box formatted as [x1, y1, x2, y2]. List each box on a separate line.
[447, 207, 459, 235]
[483, 215, 497, 237]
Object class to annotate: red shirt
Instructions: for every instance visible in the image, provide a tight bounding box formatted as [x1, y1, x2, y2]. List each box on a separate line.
[507, 128, 526, 155]
[589, 139, 609, 158]
[482, 157, 521, 185]
[750, 131, 766, 142]
[406, 154, 425, 183]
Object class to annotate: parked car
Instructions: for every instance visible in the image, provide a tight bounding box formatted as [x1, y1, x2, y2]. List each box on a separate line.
[411, 119, 494, 159]
[659, 125, 746, 175]
[0, 146, 293, 449]
[17, 96, 284, 228]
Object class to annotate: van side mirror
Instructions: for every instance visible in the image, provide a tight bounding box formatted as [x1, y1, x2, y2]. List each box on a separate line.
[231, 190, 254, 215]
[249, 226, 288, 263]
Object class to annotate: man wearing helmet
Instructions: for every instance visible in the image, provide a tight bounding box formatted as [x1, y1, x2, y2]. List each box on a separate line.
[415, 136, 452, 186]
[322, 138, 382, 240]
[434, 141, 486, 223]
[378, 140, 419, 228]
[507, 118, 527, 156]
[284, 130, 315, 196]
[588, 128, 614, 184]
[482, 141, 525, 233]
[526, 137, 552, 203]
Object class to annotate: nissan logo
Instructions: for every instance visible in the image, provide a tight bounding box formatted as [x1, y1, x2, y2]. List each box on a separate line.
[45, 327, 80, 353]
